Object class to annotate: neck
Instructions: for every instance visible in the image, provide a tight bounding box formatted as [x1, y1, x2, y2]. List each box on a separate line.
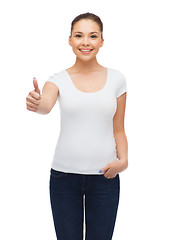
[71, 57, 102, 72]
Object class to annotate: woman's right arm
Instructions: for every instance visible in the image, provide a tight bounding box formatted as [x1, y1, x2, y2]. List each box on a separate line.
[26, 78, 59, 115]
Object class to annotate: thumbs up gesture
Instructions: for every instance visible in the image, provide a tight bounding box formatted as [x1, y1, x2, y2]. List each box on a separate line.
[26, 77, 41, 112]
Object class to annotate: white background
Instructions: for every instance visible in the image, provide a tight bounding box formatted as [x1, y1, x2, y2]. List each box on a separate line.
[0, 0, 171, 239]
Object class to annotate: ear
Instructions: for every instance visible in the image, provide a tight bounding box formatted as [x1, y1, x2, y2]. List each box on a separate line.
[68, 36, 72, 46]
[100, 38, 104, 48]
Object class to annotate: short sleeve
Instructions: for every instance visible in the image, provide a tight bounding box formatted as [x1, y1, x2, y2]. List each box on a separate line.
[46, 73, 60, 88]
[115, 73, 127, 98]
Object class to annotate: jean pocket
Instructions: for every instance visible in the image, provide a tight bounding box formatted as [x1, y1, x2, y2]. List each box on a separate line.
[50, 168, 67, 178]
[103, 173, 118, 180]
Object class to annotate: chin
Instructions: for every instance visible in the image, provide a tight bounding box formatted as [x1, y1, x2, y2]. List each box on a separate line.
[76, 56, 96, 62]
[73, 49, 97, 58]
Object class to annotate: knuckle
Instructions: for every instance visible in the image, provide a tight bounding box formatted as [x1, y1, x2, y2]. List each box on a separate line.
[34, 93, 38, 98]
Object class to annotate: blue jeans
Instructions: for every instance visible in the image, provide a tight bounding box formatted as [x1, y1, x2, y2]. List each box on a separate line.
[49, 168, 120, 240]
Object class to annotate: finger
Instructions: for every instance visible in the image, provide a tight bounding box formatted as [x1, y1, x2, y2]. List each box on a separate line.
[26, 105, 37, 112]
[104, 174, 110, 179]
[29, 91, 41, 100]
[100, 166, 110, 173]
[26, 100, 39, 109]
[26, 95, 40, 105]
[33, 78, 40, 94]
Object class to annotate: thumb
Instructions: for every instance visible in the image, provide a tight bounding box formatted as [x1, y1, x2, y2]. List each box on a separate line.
[33, 77, 40, 95]
[98, 165, 110, 173]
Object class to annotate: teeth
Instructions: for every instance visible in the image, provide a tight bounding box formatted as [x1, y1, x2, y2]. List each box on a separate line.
[80, 49, 92, 52]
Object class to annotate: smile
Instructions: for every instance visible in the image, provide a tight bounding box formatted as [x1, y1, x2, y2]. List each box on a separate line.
[79, 49, 93, 54]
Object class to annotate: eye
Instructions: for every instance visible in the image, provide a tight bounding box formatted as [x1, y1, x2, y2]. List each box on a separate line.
[91, 35, 97, 38]
[75, 34, 97, 38]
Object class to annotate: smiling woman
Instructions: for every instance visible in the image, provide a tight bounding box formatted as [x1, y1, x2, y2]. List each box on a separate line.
[26, 11, 128, 240]
[67, 13, 104, 63]
[79, 48, 93, 54]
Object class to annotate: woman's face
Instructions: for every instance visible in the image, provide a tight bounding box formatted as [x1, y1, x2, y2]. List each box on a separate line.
[69, 19, 104, 61]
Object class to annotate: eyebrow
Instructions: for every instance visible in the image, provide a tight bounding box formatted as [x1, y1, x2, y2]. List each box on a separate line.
[74, 31, 99, 35]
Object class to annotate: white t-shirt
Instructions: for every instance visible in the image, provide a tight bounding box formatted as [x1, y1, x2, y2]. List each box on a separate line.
[46, 68, 127, 174]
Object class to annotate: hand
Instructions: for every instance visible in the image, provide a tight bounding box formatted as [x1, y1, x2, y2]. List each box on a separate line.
[99, 159, 127, 179]
[26, 77, 41, 112]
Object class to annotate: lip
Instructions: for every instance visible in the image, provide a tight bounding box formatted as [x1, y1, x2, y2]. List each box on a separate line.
[79, 48, 93, 50]
[79, 49, 93, 54]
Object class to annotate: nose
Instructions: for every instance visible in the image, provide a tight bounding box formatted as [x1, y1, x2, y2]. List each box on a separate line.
[82, 36, 90, 46]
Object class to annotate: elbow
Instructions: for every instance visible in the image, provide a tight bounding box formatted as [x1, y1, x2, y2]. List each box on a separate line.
[125, 160, 128, 169]
[47, 105, 53, 114]
[123, 159, 128, 170]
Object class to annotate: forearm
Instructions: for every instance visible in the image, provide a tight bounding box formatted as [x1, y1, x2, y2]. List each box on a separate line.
[114, 130, 128, 165]
[36, 94, 50, 115]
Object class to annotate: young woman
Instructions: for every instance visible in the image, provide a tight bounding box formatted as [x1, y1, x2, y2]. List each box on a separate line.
[26, 12, 128, 240]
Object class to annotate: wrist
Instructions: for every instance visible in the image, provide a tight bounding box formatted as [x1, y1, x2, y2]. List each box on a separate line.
[116, 158, 128, 172]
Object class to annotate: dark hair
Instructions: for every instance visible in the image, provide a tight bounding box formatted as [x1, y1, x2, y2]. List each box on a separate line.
[70, 12, 103, 39]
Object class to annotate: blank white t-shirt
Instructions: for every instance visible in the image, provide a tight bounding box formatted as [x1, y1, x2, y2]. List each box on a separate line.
[46, 68, 127, 174]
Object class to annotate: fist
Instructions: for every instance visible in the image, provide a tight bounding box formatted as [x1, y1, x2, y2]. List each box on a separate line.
[26, 77, 41, 112]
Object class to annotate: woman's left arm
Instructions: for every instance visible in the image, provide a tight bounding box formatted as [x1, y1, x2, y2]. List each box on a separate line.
[114, 92, 128, 166]
[100, 92, 128, 177]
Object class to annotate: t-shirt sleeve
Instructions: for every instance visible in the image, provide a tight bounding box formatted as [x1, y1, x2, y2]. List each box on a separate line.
[115, 73, 127, 98]
[46, 73, 60, 88]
